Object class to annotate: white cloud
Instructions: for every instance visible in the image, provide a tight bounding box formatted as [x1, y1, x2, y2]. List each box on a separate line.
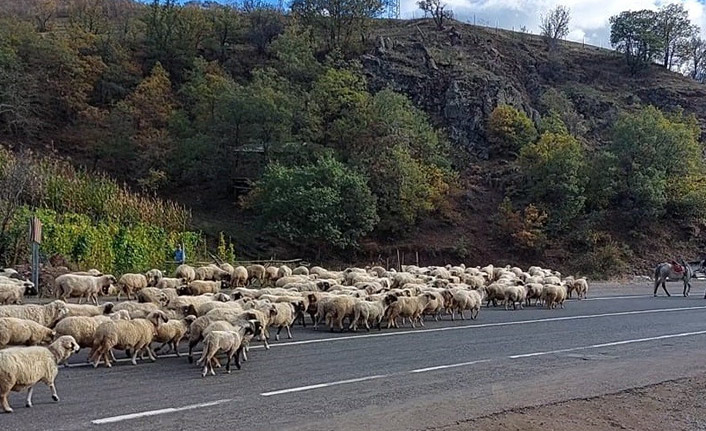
[401, 0, 706, 47]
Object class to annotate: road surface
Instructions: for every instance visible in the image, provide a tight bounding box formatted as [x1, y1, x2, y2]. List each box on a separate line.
[5, 283, 706, 430]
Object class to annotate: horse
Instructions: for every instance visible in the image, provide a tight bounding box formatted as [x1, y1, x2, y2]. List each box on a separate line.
[653, 259, 704, 297]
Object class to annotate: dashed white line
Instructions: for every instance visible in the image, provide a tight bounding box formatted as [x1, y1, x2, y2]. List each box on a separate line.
[408, 359, 491, 373]
[260, 375, 389, 397]
[91, 399, 232, 424]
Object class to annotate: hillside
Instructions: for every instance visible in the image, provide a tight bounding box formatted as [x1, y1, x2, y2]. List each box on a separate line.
[2, 3, 706, 277]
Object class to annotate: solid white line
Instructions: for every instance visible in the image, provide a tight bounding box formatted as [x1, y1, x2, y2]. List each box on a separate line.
[583, 295, 652, 301]
[91, 399, 232, 424]
[260, 375, 388, 397]
[508, 330, 706, 359]
[408, 359, 490, 373]
[250, 305, 706, 349]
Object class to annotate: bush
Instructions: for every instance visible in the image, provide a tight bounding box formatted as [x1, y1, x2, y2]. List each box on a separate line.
[496, 198, 548, 252]
[519, 131, 586, 230]
[487, 105, 537, 156]
[248, 155, 378, 248]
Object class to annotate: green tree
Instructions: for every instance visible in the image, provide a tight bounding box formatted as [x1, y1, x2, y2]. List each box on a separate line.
[487, 105, 538, 156]
[269, 24, 321, 85]
[655, 3, 697, 70]
[610, 106, 706, 221]
[519, 131, 586, 230]
[248, 155, 378, 248]
[610, 10, 664, 72]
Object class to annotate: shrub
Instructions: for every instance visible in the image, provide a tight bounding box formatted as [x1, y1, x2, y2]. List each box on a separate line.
[496, 198, 548, 252]
[248, 155, 378, 248]
[487, 105, 537, 156]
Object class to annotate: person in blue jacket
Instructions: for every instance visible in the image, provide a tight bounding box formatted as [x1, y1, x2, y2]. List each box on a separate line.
[174, 244, 185, 265]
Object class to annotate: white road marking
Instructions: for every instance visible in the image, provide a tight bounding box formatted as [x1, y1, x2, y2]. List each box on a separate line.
[260, 375, 389, 397]
[583, 295, 652, 301]
[91, 399, 232, 424]
[259, 329, 706, 397]
[509, 330, 706, 359]
[249, 305, 706, 349]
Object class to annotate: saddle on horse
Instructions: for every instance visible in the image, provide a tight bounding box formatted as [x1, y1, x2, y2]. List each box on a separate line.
[672, 260, 685, 274]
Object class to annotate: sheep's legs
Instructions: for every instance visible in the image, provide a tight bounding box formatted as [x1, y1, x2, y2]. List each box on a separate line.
[1, 391, 12, 413]
[130, 349, 139, 366]
[145, 346, 157, 362]
[276, 326, 282, 341]
[25, 386, 34, 408]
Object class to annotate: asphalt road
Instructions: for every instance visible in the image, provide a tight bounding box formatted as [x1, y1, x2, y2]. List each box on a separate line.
[5, 283, 706, 431]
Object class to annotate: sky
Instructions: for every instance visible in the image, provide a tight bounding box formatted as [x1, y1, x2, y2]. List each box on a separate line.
[400, 0, 706, 47]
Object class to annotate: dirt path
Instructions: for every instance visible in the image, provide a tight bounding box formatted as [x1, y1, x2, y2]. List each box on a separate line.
[438, 375, 706, 431]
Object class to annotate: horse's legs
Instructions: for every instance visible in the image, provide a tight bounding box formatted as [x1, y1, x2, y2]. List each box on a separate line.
[654, 278, 660, 297]
[662, 279, 671, 297]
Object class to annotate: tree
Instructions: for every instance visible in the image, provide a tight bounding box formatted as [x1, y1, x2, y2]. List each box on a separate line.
[487, 105, 537, 156]
[247, 5, 285, 54]
[681, 36, 706, 81]
[655, 3, 697, 70]
[290, 0, 384, 50]
[32, 0, 56, 32]
[539, 5, 570, 47]
[248, 155, 378, 249]
[417, 0, 453, 30]
[519, 131, 586, 230]
[610, 10, 664, 73]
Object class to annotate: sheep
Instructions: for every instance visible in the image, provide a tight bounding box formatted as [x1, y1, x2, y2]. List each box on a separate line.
[0, 335, 80, 413]
[383, 294, 432, 329]
[541, 284, 567, 309]
[65, 302, 115, 317]
[116, 273, 148, 301]
[196, 300, 244, 317]
[179, 280, 224, 296]
[175, 264, 196, 282]
[197, 326, 255, 377]
[315, 295, 357, 332]
[445, 289, 482, 320]
[187, 309, 265, 362]
[136, 287, 169, 305]
[0, 268, 19, 278]
[54, 274, 116, 305]
[0, 318, 55, 349]
[90, 310, 169, 367]
[220, 262, 235, 275]
[277, 265, 292, 279]
[167, 294, 226, 312]
[573, 278, 589, 299]
[242, 302, 278, 346]
[112, 301, 160, 319]
[0, 283, 25, 305]
[269, 302, 296, 341]
[292, 266, 309, 276]
[484, 283, 508, 307]
[504, 285, 527, 310]
[156, 277, 186, 290]
[145, 269, 163, 287]
[246, 264, 266, 286]
[264, 266, 279, 285]
[195, 265, 231, 282]
[350, 299, 386, 332]
[421, 291, 445, 321]
[231, 266, 248, 287]
[153, 315, 196, 357]
[275, 275, 312, 287]
[54, 313, 131, 360]
[70, 269, 102, 277]
[0, 301, 69, 328]
[525, 283, 544, 306]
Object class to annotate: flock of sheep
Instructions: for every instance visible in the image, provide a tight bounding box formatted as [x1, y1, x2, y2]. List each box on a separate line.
[0, 262, 589, 413]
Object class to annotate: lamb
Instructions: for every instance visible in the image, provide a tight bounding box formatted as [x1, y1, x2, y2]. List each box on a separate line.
[136, 287, 169, 305]
[90, 310, 169, 367]
[54, 274, 116, 305]
[0, 318, 55, 349]
[65, 302, 115, 317]
[0, 301, 69, 328]
[116, 273, 148, 301]
[350, 299, 386, 331]
[541, 284, 567, 309]
[503, 285, 527, 310]
[153, 315, 196, 357]
[145, 269, 163, 287]
[0, 335, 80, 413]
[197, 326, 255, 377]
[246, 264, 266, 286]
[175, 264, 196, 282]
[230, 266, 248, 287]
[155, 277, 186, 290]
[0, 283, 25, 305]
[383, 294, 432, 329]
[264, 266, 279, 285]
[187, 309, 265, 362]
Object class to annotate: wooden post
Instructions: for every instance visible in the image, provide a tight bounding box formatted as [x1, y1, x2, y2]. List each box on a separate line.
[29, 216, 42, 296]
[396, 248, 401, 271]
[416, 251, 419, 266]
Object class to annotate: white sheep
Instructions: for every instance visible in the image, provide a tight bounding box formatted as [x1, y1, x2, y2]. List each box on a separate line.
[246, 264, 266, 286]
[180, 280, 223, 296]
[54, 274, 116, 305]
[65, 302, 114, 317]
[145, 269, 163, 287]
[292, 266, 309, 276]
[116, 273, 148, 301]
[175, 264, 196, 282]
[277, 265, 292, 279]
[136, 287, 169, 305]
[0, 283, 25, 305]
[153, 315, 196, 357]
[197, 326, 254, 377]
[0, 318, 55, 349]
[54, 313, 131, 356]
[350, 299, 386, 331]
[504, 285, 527, 310]
[269, 302, 296, 341]
[230, 266, 248, 287]
[383, 294, 432, 329]
[90, 310, 169, 367]
[0, 335, 79, 413]
[0, 301, 69, 328]
[155, 277, 186, 290]
[541, 284, 567, 309]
